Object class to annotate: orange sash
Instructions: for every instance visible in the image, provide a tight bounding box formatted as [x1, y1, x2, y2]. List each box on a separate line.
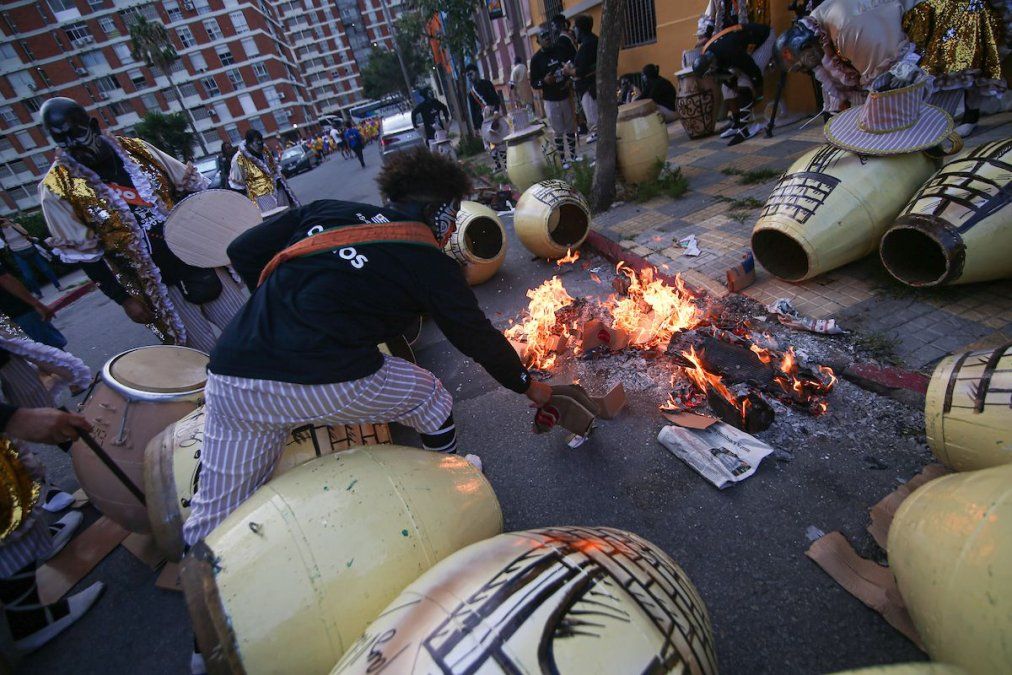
[258, 221, 437, 286]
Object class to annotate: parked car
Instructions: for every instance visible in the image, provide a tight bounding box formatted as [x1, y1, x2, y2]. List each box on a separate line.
[280, 146, 321, 177]
[379, 111, 425, 164]
[193, 155, 223, 189]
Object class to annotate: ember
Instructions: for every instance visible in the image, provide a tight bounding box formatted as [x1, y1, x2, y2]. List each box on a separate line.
[556, 248, 581, 266]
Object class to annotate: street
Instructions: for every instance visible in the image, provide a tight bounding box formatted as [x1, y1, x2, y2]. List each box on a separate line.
[25, 148, 927, 674]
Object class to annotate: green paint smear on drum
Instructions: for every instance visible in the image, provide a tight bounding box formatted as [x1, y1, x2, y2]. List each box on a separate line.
[347, 479, 358, 491]
[401, 529, 409, 537]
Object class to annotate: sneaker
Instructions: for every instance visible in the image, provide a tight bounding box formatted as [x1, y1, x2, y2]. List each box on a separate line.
[954, 122, 977, 138]
[44, 510, 83, 561]
[42, 488, 75, 513]
[719, 124, 741, 139]
[727, 122, 762, 147]
[562, 161, 571, 170]
[586, 132, 598, 143]
[463, 454, 483, 473]
[14, 581, 105, 653]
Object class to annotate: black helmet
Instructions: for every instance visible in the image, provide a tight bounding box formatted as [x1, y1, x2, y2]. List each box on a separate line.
[776, 22, 818, 71]
[691, 52, 715, 79]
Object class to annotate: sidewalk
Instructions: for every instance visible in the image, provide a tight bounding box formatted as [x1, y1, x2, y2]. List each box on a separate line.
[590, 112, 1012, 371]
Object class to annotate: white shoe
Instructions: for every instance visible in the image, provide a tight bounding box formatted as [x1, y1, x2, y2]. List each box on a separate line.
[191, 650, 207, 675]
[14, 581, 105, 653]
[954, 122, 977, 138]
[586, 132, 598, 143]
[44, 510, 83, 561]
[42, 488, 75, 513]
[562, 161, 571, 170]
[720, 125, 741, 139]
[464, 454, 483, 473]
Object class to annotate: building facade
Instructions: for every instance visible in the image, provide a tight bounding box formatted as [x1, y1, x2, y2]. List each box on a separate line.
[0, 0, 404, 215]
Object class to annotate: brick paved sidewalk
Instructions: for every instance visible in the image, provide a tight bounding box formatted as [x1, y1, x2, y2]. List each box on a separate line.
[591, 112, 1012, 371]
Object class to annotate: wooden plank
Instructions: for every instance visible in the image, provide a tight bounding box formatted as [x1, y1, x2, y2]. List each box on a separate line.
[37, 517, 128, 604]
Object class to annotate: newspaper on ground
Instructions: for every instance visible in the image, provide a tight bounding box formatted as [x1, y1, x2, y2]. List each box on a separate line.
[657, 422, 774, 488]
[767, 298, 846, 335]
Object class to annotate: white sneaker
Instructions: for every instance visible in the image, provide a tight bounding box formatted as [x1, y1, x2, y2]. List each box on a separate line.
[14, 581, 105, 653]
[42, 488, 75, 513]
[44, 510, 83, 561]
[720, 125, 741, 139]
[562, 161, 572, 170]
[464, 454, 483, 473]
[954, 122, 977, 138]
[191, 650, 207, 675]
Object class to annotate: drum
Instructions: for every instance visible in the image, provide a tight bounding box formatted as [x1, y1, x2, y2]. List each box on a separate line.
[889, 464, 1012, 674]
[144, 407, 394, 562]
[480, 111, 507, 146]
[164, 189, 263, 268]
[71, 346, 208, 532]
[829, 666, 967, 675]
[444, 201, 507, 286]
[333, 527, 718, 675]
[676, 68, 716, 139]
[881, 139, 1012, 287]
[752, 144, 936, 281]
[505, 125, 555, 193]
[181, 447, 503, 675]
[616, 100, 670, 184]
[514, 179, 591, 259]
[924, 344, 1011, 472]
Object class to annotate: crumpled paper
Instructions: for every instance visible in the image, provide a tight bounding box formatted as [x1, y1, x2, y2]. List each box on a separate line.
[767, 298, 846, 335]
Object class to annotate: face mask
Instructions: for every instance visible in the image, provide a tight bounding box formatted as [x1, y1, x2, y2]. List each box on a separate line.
[50, 120, 105, 166]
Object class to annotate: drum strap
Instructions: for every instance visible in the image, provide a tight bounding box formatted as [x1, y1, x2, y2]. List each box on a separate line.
[702, 24, 743, 53]
[258, 221, 437, 286]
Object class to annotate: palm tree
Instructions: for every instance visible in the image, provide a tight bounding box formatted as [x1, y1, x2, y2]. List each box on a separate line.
[129, 16, 208, 156]
[590, 0, 628, 212]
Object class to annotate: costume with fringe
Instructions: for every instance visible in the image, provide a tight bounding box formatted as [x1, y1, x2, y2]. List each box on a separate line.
[229, 143, 299, 213]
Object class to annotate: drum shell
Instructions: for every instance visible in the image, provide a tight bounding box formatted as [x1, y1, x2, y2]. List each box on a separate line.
[514, 179, 591, 259]
[506, 129, 555, 193]
[181, 447, 503, 675]
[444, 201, 508, 286]
[752, 145, 936, 281]
[616, 101, 670, 184]
[829, 665, 967, 675]
[333, 527, 718, 675]
[888, 464, 1012, 673]
[676, 73, 716, 140]
[924, 345, 1011, 472]
[880, 140, 1012, 287]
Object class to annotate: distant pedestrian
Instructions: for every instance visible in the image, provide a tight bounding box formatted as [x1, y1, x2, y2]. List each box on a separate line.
[0, 257, 66, 349]
[465, 64, 507, 173]
[531, 24, 579, 167]
[344, 125, 365, 167]
[0, 218, 61, 298]
[230, 129, 299, 213]
[411, 88, 449, 144]
[569, 14, 599, 142]
[509, 57, 534, 110]
[217, 141, 235, 190]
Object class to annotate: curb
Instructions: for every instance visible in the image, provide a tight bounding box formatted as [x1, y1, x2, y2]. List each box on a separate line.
[583, 228, 930, 397]
[50, 281, 97, 312]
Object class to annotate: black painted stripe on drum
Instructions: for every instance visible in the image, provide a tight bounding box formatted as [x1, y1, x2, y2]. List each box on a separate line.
[974, 343, 1012, 413]
[309, 425, 322, 457]
[943, 351, 972, 413]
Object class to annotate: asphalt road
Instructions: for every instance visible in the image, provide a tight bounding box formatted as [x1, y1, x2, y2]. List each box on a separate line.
[24, 149, 924, 674]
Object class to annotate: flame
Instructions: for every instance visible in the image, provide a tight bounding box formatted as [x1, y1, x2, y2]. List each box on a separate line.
[610, 262, 699, 349]
[680, 346, 750, 422]
[556, 248, 580, 266]
[504, 276, 574, 370]
[750, 343, 773, 364]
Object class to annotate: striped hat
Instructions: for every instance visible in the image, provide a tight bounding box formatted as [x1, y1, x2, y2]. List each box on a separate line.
[824, 76, 953, 156]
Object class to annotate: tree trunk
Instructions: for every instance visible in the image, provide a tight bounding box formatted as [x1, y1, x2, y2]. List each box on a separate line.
[590, 0, 628, 213]
[165, 69, 208, 158]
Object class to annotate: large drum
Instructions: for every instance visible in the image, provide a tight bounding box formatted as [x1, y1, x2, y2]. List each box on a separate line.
[444, 201, 507, 286]
[181, 447, 503, 675]
[880, 139, 1012, 287]
[144, 407, 393, 561]
[514, 179, 591, 259]
[616, 100, 670, 185]
[924, 344, 1011, 472]
[752, 144, 936, 281]
[333, 526, 718, 675]
[71, 346, 208, 532]
[889, 464, 1012, 674]
[505, 125, 555, 193]
[164, 189, 263, 268]
[676, 68, 716, 139]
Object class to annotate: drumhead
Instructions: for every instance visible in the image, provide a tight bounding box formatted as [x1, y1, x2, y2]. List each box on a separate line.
[164, 189, 262, 268]
[504, 125, 546, 145]
[106, 346, 209, 398]
[617, 100, 657, 122]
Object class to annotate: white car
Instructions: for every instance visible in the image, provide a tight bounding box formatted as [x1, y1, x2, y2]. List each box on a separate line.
[379, 111, 425, 163]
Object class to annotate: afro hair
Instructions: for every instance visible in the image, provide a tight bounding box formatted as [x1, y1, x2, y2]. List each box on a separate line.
[375, 146, 472, 204]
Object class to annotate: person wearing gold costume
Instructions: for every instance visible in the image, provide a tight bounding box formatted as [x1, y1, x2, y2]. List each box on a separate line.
[37, 98, 248, 354]
[228, 128, 299, 214]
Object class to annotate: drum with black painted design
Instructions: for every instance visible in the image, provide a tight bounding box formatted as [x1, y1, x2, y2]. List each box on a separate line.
[676, 70, 717, 140]
[444, 201, 507, 286]
[924, 344, 1011, 471]
[333, 526, 718, 675]
[514, 179, 591, 259]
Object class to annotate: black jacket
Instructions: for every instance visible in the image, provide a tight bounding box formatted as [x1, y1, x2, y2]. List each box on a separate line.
[573, 32, 598, 97]
[411, 98, 449, 140]
[638, 75, 678, 111]
[210, 200, 531, 392]
[530, 47, 571, 102]
[704, 23, 771, 92]
[467, 78, 501, 129]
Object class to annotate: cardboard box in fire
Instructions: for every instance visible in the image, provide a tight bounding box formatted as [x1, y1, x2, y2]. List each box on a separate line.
[657, 423, 774, 489]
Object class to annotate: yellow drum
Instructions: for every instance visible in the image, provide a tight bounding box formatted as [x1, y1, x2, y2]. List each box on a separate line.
[881, 139, 1012, 287]
[616, 100, 670, 184]
[505, 125, 555, 192]
[924, 344, 1011, 472]
[72, 345, 208, 533]
[144, 407, 393, 562]
[514, 179, 591, 259]
[333, 526, 718, 675]
[181, 446, 503, 675]
[829, 665, 967, 675]
[888, 464, 1012, 674]
[444, 201, 508, 286]
[752, 144, 937, 281]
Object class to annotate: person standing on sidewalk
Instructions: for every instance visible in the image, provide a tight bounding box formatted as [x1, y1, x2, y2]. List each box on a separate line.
[568, 15, 599, 143]
[0, 257, 65, 350]
[343, 125, 366, 168]
[531, 24, 579, 168]
[0, 218, 62, 299]
[509, 57, 534, 111]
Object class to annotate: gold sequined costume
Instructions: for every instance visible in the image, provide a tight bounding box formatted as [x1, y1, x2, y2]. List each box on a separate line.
[0, 438, 40, 542]
[229, 145, 298, 213]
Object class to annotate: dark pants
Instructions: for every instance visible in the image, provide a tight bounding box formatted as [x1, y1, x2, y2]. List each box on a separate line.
[352, 146, 365, 167]
[11, 248, 60, 296]
[14, 311, 67, 350]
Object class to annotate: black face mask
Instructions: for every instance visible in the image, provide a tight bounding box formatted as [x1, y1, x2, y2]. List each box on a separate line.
[42, 98, 113, 169]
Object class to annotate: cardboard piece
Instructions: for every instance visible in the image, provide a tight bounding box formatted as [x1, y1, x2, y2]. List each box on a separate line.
[155, 562, 183, 592]
[867, 463, 950, 549]
[725, 252, 756, 292]
[580, 320, 632, 352]
[122, 533, 166, 570]
[534, 383, 627, 437]
[37, 517, 129, 604]
[806, 532, 925, 651]
[661, 411, 718, 429]
[71, 488, 89, 509]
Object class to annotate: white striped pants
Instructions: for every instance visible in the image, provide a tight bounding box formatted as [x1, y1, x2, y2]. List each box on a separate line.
[166, 268, 249, 354]
[182, 356, 453, 545]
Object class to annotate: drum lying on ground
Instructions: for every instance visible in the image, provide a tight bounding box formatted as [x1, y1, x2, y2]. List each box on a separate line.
[181, 446, 503, 675]
[924, 344, 1011, 472]
[505, 125, 555, 193]
[514, 179, 591, 259]
[333, 526, 718, 675]
[880, 139, 1012, 287]
[616, 100, 670, 184]
[72, 346, 208, 533]
[444, 201, 508, 286]
[751, 145, 936, 281]
[144, 406, 393, 562]
[888, 464, 1012, 674]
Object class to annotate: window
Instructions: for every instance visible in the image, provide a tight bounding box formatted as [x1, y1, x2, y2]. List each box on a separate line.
[113, 44, 134, 64]
[264, 86, 281, 106]
[238, 93, 257, 115]
[140, 93, 159, 110]
[96, 74, 120, 92]
[164, 1, 182, 22]
[202, 18, 222, 40]
[177, 26, 196, 48]
[179, 81, 198, 97]
[226, 125, 241, 144]
[0, 43, 16, 62]
[189, 52, 207, 72]
[80, 51, 108, 69]
[64, 22, 92, 43]
[252, 62, 269, 82]
[202, 129, 220, 145]
[88, 0, 105, 7]
[99, 17, 118, 36]
[193, 0, 211, 14]
[249, 118, 266, 135]
[8, 71, 36, 96]
[23, 97, 42, 113]
[192, 106, 210, 121]
[7, 160, 28, 177]
[47, 0, 76, 12]
[216, 45, 234, 66]
[230, 11, 249, 33]
[272, 109, 289, 127]
[623, 0, 657, 48]
[201, 76, 220, 96]
[214, 102, 229, 120]
[241, 37, 258, 57]
[2, 107, 19, 126]
[0, 138, 11, 153]
[127, 68, 147, 88]
[108, 100, 129, 115]
[225, 68, 244, 89]
[14, 130, 35, 150]
[140, 4, 158, 20]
